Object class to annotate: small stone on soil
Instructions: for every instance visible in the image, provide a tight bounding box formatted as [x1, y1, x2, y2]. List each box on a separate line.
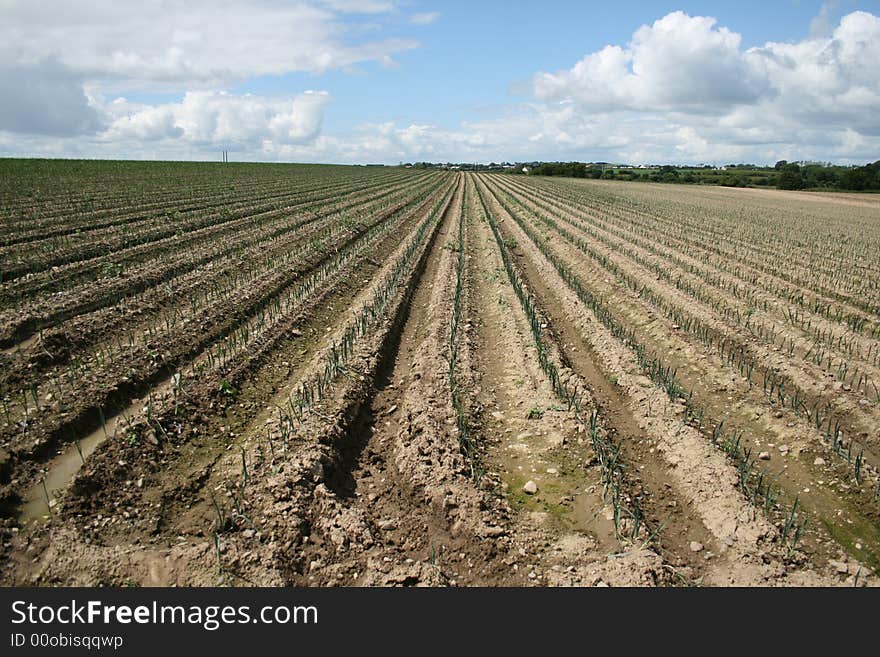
[830, 560, 849, 574]
[522, 480, 538, 495]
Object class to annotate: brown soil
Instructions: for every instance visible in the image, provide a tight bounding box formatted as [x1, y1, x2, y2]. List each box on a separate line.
[1, 166, 875, 587]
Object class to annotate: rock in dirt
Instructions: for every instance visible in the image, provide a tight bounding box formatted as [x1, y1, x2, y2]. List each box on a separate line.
[829, 560, 849, 574]
[522, 480, 538, 495]
[689, 541, 704, 553]
[758, 451, 770, 461]
[814, 457, 826, 466]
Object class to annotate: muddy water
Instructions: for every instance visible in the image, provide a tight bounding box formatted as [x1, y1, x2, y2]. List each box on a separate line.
[18, 396, 149, 522]
[1, 332, 39, 355]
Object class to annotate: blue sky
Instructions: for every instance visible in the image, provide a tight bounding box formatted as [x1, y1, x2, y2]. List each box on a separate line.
[290, 0, 836, 132]
[0, 0, 878, 164]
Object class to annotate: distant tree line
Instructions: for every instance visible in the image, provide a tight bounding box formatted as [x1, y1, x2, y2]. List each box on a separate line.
[517, 160, 880, 192]
[774, 160, 880, 191]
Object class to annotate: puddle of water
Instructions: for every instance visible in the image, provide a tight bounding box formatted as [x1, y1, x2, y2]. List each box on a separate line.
[569, 489, 619, 550]
[19, 398, 145, 522]
[2, 332, 39, 356]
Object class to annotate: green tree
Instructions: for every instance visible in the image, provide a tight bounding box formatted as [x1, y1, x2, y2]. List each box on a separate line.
[777, 163, 804, 190]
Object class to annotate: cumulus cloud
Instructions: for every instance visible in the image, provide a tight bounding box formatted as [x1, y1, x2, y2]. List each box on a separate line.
[534, 11, 768, 112]
[1, 6, 878, 165]
[295, 10, 880, 166]
[0, 0, 409, 148]
[747, 11, 880, 135]
[103, 91, 331, 150]
[312, 11, 879, 166]
[526, 9, 880, 163]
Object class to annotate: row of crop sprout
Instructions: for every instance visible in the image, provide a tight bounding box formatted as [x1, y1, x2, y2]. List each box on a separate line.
[3, 187, 307, 279]
[137, 181, 438, 336]
[32, 178, 455, 520]
[500, 180, 877, 483]
[549, 177, 880, 378]
[94, 181, 454, 527]
[0, 164, 286, 226]
[272, 183, 456, 441]
[1, 167, 393, 247]
[479, 176, 817, 553]
[1, 170, 405, 279]
[0, 162, 398, 227]
[555, 178, 880, 306]
[0, 175, 434, 361]
[2, 171, 420, 306]
[195, 183, 445, 384]
[490, 182, 879, 470]
[473, 179, 650, 543]
[495, 175, 880, 388]
[1, 169, 417, 296]
[521, 176, 880, 340]
[1, 179, 450, 452]
[4, 216, 346, 434]
[587, 196, 880, 393]
[447, 179, 475, 476]
[2, 175, 439, 391]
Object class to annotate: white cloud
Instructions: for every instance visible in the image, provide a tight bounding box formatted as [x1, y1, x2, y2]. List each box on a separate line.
[524, 9, 880, 163]
[534, 11, 768, 112]
[1, 7, 877, 165]
[810, 0, 841, 38]
[0, 0, 409, 154]
[102, 90, 331, 150]
[410, 12, 440, 25]
[305, 9, 879, 166]
[319, 0, 397, 13]
[0, 0, 417, 90]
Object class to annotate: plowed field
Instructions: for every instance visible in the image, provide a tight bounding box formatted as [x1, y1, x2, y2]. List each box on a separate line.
[2, 160, 877, 586]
